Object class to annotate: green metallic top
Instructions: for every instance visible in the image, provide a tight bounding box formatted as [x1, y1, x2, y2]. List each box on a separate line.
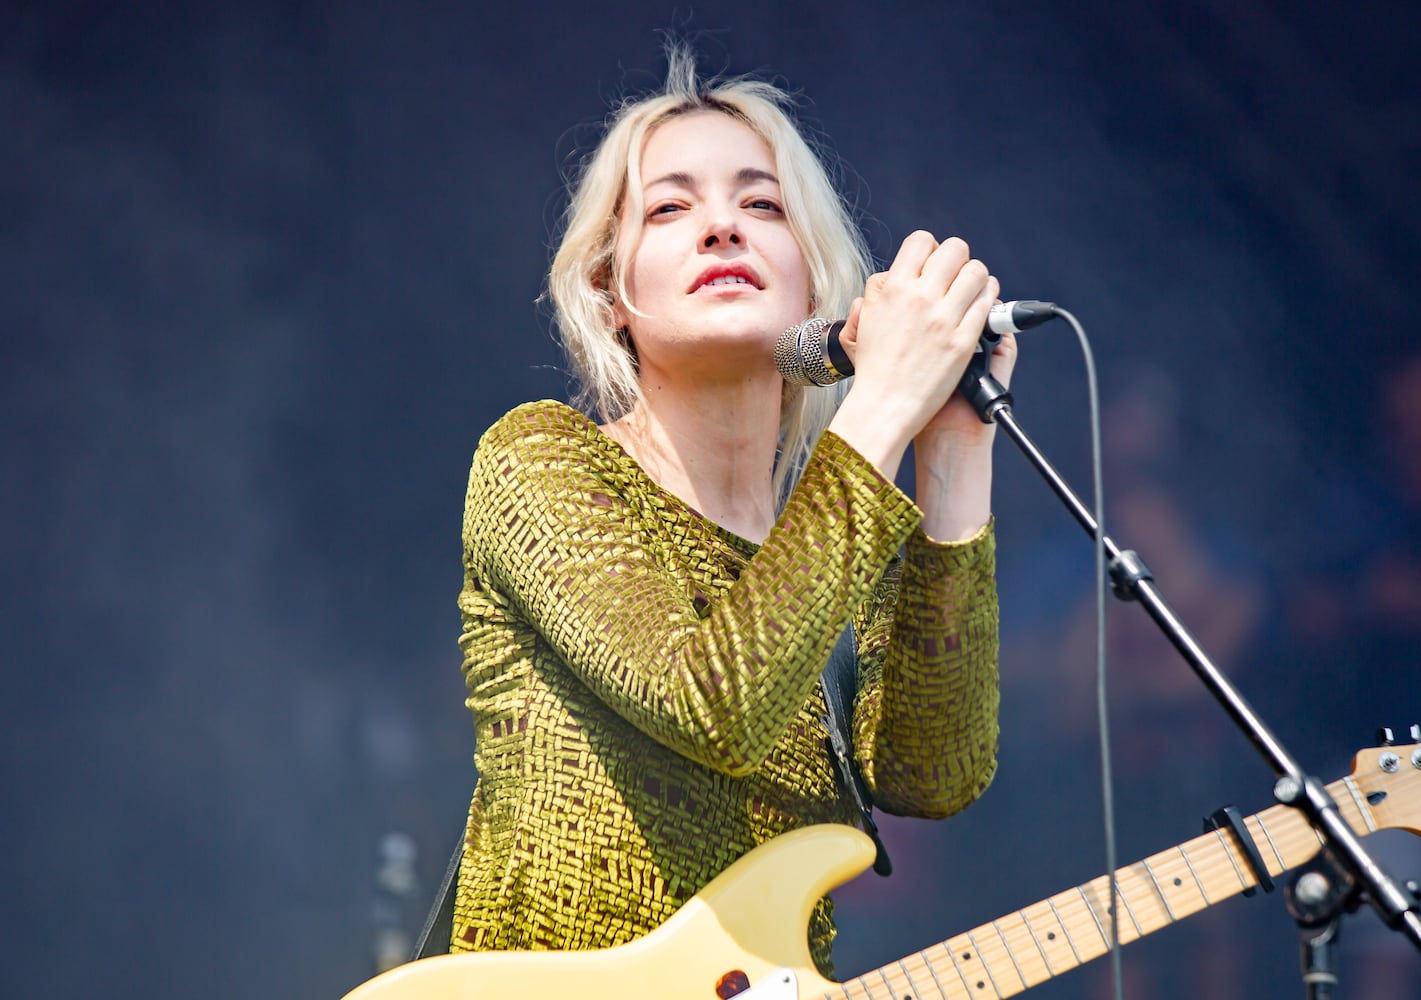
[451, 399, 1000, 973]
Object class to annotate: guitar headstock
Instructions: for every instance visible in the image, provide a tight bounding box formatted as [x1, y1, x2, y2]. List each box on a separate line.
[1349, 725, 1421, 835]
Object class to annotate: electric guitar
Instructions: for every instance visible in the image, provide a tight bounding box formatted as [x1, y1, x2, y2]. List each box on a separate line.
[343, 741, 1421, 998]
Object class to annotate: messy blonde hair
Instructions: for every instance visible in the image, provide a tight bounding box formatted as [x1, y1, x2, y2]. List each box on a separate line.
[548, 45, 872, 504]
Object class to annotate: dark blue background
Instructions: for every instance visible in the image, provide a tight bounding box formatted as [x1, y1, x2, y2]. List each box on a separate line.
[5, 2, 1419, 997]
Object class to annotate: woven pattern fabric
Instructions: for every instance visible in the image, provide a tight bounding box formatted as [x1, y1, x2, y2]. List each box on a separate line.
[450, 399, 999, 973]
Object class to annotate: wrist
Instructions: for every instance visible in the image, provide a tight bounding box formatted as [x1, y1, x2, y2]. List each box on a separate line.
[827, 389, 916, 483]
[914, 433, 994, 542]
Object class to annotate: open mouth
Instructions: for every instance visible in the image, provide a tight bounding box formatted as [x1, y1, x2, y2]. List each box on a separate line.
[691, 265, 762, 292]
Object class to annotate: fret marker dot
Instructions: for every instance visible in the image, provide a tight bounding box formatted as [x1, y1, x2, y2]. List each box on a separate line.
[1173, 878, 1182, 887]
[1047, 932, 1056, 940]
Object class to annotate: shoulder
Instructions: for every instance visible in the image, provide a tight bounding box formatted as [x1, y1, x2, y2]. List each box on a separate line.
[470, 399, 606, 473]
[477, 399, 597, 452]
[466, 400, 640, 510]
[462, 402, 600, 549]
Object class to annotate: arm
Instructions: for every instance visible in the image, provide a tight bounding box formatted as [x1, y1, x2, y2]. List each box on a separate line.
[853, 523, 1000, 818]
[461, 403, 922, 777]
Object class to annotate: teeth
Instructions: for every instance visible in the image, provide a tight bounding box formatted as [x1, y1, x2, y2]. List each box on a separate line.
[707, 275, 749, 286]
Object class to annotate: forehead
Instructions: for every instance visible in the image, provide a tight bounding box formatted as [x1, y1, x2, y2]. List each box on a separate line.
[638, 110, 777, 179]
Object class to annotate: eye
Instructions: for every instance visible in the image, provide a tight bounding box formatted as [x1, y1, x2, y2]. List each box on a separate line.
[647, 202, 685, 219]
[746, 197, 783, 213]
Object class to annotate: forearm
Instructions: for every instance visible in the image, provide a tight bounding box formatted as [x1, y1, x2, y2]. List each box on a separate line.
[856, 522, 1000, 818]
[913, 427, 995, 542]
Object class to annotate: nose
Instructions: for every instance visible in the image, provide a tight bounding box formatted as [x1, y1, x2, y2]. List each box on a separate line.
[701, 210, 742, 249]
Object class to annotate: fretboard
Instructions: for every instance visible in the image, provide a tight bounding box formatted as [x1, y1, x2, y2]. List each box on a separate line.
[833, 772, 1380, 999]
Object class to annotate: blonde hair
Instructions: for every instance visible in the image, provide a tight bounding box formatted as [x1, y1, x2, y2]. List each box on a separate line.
[548, 46, 872, 504]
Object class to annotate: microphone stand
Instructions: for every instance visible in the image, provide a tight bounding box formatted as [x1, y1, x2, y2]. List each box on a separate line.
[957, 344, 1421, 991]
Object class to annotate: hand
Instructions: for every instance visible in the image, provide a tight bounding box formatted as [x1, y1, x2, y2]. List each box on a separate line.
[829, 233, 1001, 475]
[838, 241, 1017, 445]
[827, 234, 1016, 537]
[917, 325, 1019, 445]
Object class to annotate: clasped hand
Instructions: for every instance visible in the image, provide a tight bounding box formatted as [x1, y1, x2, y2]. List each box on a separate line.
[834, 232, 1018, 454]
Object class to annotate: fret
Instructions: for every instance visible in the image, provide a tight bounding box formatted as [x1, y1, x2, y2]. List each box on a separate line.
[1083, 874, 1143, 942]
[1209, 826, 1252, 892]
[990, 920, 1029, 991]
[945, 938, 993, 998]
[913, 952, 952, 1000]
[1118, 871, 1148, 939]
[994, 911, 1056, 988]
[1146, 848, 1208, 917]
[896, 957, 940, 1000]
[1140, 858, 1177, 922]
[1075, 884, 1112, 949]
[875, 966, 895, 999]
[1342, 776, 1378, 833]
[965, 931, 1005, 997]
[1176, 844, 1211, 904]
[1248, 813, 1287, 871]
[1045, 897, 1085, 964]
[1018, 909, 1056, 977]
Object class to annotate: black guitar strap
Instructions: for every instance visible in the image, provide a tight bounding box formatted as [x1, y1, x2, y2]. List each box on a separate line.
[410, 827, 463, 961]
[819, 622, 893, 876]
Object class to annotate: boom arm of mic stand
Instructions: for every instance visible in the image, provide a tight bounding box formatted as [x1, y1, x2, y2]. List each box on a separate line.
[960, 364, 1421, 951]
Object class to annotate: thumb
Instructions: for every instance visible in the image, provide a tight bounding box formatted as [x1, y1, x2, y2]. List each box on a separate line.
[837, 297, 865, 364]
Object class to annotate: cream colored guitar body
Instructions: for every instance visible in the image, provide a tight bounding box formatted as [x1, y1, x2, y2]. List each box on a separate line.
[344, 824, 856, 999]
[344, 743, 1421, 999]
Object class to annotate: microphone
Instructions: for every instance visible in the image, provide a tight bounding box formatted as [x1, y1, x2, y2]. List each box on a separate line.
[775, 299, 1057, 387]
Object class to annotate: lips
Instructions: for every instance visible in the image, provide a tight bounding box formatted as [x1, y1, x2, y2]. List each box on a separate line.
[689, 263, 763, 293]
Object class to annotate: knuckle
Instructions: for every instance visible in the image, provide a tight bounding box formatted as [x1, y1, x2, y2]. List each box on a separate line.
[941, 236, 970, 258]
[962, 258, 990, 282]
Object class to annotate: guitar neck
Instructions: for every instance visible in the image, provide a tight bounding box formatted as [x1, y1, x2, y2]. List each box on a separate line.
[843, 772, 1378, 999]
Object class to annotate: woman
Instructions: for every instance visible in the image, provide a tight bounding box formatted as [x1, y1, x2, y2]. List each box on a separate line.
[450, 47, 1014, 976]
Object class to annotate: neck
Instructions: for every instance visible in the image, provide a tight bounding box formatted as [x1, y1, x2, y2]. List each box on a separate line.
[604, 367, 783, 543]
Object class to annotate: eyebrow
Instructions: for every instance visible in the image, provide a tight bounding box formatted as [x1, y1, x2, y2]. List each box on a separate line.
[645, 167, 780, 188]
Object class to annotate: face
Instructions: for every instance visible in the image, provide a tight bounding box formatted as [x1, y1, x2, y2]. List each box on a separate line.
[613, 111, 812, 380]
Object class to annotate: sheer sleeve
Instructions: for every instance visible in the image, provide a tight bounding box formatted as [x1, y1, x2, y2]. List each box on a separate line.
[852, 522, 1000, 818]
[459, 402, 923, 777]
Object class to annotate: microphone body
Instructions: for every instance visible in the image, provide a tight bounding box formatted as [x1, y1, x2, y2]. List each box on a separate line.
[776, 299, 1056, 387]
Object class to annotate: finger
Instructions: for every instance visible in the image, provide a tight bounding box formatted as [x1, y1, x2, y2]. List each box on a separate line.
[837, 297, 865, 361]
[934, 260, 995, 334]
[987, 329, 1020, 388]
[862, 271, 888, 304]
[917, 236, 973, 293]
[885, 230, 940, 281]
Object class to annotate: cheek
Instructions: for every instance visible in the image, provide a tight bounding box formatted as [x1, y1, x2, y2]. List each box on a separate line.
[780, 241, 813, 305]
[769, 228, 809, 282]
[635, 254, 685, 309]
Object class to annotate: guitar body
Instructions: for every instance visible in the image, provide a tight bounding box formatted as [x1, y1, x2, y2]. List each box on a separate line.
[343, 824, 872, 999]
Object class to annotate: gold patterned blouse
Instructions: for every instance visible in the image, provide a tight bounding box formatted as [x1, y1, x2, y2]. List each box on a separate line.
[450, 399, 999, 973]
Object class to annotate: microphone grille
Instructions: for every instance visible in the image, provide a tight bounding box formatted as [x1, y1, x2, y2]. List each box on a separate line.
[775, 318, 842, 387]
